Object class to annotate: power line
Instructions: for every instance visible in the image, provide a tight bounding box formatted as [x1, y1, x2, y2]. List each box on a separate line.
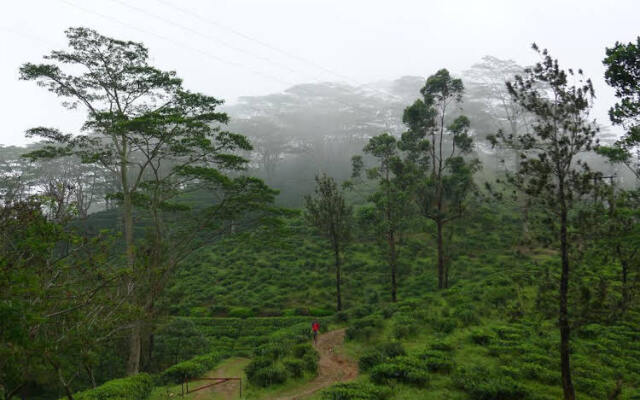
[152, 0, 354, 83]
[106, 0, 314, 80]
[149, 0, 404, 102]
[55, 0, 403, 116]
[56, 0, 296, 87]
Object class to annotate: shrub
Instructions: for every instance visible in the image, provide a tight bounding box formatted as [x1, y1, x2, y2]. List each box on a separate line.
[346, 315, 383, 341]
[72, 373, 153, 400]
[358, 342, 406, 372]
[159, 352, 223, 384]
[248, 364, 288, 387]
[228, 307, 255, 318]
[417, 350, 454, 373]
[369, 356, 429, 386]
[302, 349, 319, 372]
[283, 358, 305, 378]
[454, 366, 528, 400]
[292, 343, 314, 358]
[429, 339, 454, 352]
[322, 382, 391, 400]
[335, 311, 349, 323]
[254, 341, 288, 360]
[470, 328, 495, 346]
[431, 316, 457, 334]
[392, 316, 419, 339]
[456, 307, 480, 326]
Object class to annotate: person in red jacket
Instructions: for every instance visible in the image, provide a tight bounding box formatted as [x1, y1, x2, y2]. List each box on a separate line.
[311, 320, 320, 344]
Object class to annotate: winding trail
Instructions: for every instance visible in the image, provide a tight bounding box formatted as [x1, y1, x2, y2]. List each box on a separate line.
[268, 328, 358, 400]
[188, 329, 357, 400]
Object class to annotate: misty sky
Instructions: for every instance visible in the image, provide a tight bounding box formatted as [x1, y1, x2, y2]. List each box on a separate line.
[1, 0, 638, 146]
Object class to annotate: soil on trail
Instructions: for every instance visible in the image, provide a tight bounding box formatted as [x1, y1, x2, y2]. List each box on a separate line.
[188, 329, 356, 400]
[268, 328, 358, 400]
[192, 358, 249, 400]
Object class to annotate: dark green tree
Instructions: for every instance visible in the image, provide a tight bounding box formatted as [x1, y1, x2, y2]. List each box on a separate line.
[19, 27, 271, 375]
[304, 173, 352, 311]
[0, 198, 121, 399]
[352, 133, 411, 302]
[600, 36, 640, 181]
[495, 44, 601, 400]
[401, 69, 478, 289]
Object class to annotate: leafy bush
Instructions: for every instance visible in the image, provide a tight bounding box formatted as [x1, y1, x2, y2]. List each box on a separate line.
[159, 352, 223, 384]
[228, 307, 255, 318]
[358, 342, 406, 371]
[254, 341, 288, 360]
[470, 328, 495, 346]
[283, 358, 305, 378]
[247, 364, 288, 387]
[72, 373, 153, 400]
[302, 349, 320, 372]
[322, 382, 391, 400]
[392, 315, 419, 339]
[454, 366, 528, 400]
[346, 315, 383, 341]
[370, 356, 430, 386]
[430, 316, 457, 334]
[416, 350, 454, 373]
[429, 339, 454, 352]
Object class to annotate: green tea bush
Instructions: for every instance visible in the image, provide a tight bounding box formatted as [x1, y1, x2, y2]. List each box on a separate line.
[369, 356, 430, 386]
[247, 364, 288, 387]
[392, 315, 419, 339]
[72, 373, 153, 400]
[469, 328, 495, 346]
[303, 350, 320, 372]
[429, 339, 454, 352]
[159, 352, 223, 384]
[358, 342, 406, 371]
[456, 307, 481, 326]
[430, 316, 457, 334]
[453, 366, 528, 400]
[228, 306, 256, 318]
[322, 382, 391, 400]
[416, 350, 454, 373]
[283, 358, 305, 378]
[346, 315, 383, 341]
[254, 341, 288, 360]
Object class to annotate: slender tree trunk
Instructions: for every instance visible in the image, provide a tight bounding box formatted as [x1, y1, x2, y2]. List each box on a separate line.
[333, 243, 342, 311]
[619, 246, 629, 310]
[123, 187, 141, 375]
[388, 229, 397, 303]
[85, 364, 96, 388]
[127, 321, 142, 376]
[559, 191, 575, 400]
[57, 366, 74, 400]
[437, 219, 445, 289]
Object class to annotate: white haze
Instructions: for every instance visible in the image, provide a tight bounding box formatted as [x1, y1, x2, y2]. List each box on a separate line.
[1, 0, 638, 146]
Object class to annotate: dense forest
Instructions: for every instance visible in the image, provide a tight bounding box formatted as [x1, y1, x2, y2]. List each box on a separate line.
[2, 25, 640, 400]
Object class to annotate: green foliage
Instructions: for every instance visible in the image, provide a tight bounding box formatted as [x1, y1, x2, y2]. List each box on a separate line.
[158, 352, 223, 384]
[322, 382, 392, 400]
[346, 315, 384, 341]
[369, 356, 430, 386]
[246, 363, 288, 387]
[454, 366, 528, 400]
[71, 373, 153, 400]
[358, 342, 406, 371]
[243, 321, 321, 388]
[416, 350, 454, 373]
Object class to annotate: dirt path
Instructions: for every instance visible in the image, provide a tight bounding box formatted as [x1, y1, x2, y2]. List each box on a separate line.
[188, 329, 356, 400]
[192, 358, 249, 400]
[268, 328, 358, 400]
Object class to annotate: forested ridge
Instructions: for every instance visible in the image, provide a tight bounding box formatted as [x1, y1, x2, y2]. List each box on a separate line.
[2, 27, 640, 400]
